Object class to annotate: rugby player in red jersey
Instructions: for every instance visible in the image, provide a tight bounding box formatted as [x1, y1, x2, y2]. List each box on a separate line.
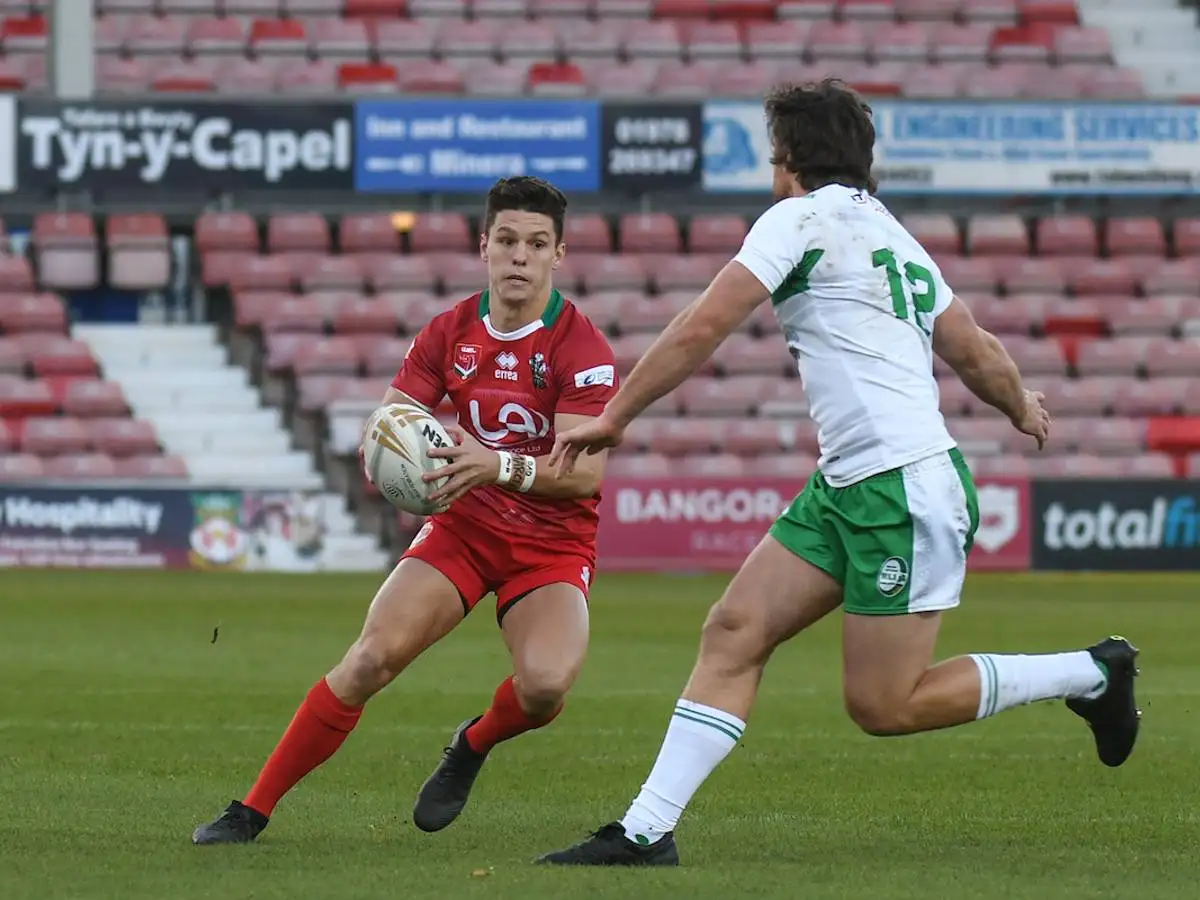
[193, 176, 617, 845]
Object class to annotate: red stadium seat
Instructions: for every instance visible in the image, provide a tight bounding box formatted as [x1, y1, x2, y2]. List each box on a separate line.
[563, 214, 612, 254]
[339, 214, 402, 254]
[1102, 217, 1166, 258]
[1074, 337, 1150, 376]
[260, 296, 326, 334]
[901, 214, 961, 256]
[361, 254, 435, 292]
[61, 379, 129, 418]
[1036, 215, 1098, 257]
[605, 453, 674, 478]
[1067, 259, 1137, 297]
[1000, 257, 1068, 294]
[268, 213, 332, 254]
[650, 254, 723, 292]
[676, 453, 749, 478]
[43, 453, 119, 480]
[32, 212, 99, 290]
[292, 337, 362, 377]
[410, 213, 474, 255]
[967, 214, 1029, 256]
[0, 253, 35, 292]
[301, 256, 365, 293]
[0, 293, 66, 334]
[807, 21, 869, 61]
[107, 213, 170, 291]
[228, 255, 295, 293]
[689, 215, 748, 253]
[195, 211, 259, 254]
[21, 416, 89, 456]
[576, 254, 648, 292]
[29, 339, 100, 378]
[0, 453, 45, 481]
[89, 418, 161, 457]
[117, 454, 190, 479]
[331, 296, 400, 335]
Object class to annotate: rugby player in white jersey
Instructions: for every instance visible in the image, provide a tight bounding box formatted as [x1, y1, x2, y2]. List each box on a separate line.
[536, 79, 1141, 867]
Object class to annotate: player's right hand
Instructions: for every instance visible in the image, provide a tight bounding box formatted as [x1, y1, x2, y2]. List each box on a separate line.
[1011, 389, 1051, 450]
[549, 412, 625, 478]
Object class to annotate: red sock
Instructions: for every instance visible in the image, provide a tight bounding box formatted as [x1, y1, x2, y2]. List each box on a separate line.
[243, 678, 363, 817]
[464, 675, 561, 755]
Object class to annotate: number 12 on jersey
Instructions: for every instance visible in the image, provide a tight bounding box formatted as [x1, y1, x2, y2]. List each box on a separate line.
[872, 248, 936, 335]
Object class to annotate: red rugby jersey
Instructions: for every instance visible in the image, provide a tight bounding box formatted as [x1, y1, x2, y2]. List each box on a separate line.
[391, 288, 617, 550]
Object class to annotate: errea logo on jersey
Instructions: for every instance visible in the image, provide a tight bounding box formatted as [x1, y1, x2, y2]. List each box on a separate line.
[494, 351, 519, 381]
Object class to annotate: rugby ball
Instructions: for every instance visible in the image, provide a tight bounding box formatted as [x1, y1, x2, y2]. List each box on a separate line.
[362, 403, 453, 516]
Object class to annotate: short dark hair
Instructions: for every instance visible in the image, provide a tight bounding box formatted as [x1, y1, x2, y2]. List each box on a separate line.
[483, 176, 568, 242]
[765, 78, 878, 194]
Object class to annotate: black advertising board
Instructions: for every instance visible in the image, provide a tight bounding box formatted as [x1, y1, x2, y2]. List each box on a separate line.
[17, 100, 354, 193]
[1032, 479, 1200, 571]
[600, 102, 702, 191]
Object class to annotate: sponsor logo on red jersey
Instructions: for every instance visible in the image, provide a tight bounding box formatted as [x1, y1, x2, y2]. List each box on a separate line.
[469, 399, 551, 448]
[454, 343, 480, 381]
[494, 350, 519, 382]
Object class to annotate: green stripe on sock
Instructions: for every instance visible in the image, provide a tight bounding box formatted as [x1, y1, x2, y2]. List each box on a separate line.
[674, 704, 744, 739]
[672, 709, 743, 743]
[982, 655, 1000, 718]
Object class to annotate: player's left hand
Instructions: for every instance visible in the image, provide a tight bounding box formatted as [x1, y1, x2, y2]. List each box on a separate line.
[424, 425, 500, 506]
[549, 410, 625, 479]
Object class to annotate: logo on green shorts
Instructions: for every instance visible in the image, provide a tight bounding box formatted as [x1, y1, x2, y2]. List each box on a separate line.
[876, 557, 909, 597]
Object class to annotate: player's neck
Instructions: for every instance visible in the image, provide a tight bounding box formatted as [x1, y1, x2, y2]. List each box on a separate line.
[484, 287, 553, 334]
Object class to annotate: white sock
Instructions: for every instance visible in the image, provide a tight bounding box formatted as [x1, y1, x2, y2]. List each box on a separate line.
[971, 651, 1107, 719]
[619, 699, 745, 845]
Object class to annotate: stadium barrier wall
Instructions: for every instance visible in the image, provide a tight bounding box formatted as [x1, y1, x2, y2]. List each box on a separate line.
[0, 486, 340, 572]
[1031, 478, 1200, 571]
[7, 480, 1197, 573]
[2, 96, 1198, 198]
[597, 475, 1032, 572]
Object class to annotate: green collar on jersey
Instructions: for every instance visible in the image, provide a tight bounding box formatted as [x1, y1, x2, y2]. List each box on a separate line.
[478, 288, 565, 328]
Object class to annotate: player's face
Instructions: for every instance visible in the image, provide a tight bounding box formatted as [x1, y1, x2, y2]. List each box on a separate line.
[769, 140, 799, 201]
[481, 210, 564, 306]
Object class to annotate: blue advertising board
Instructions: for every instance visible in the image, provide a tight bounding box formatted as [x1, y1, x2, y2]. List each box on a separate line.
[354, 99, 601, 193]
[703, 100, 1200, 196]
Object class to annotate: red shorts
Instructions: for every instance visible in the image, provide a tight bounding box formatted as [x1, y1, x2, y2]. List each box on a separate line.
[401, 517, 595, 622]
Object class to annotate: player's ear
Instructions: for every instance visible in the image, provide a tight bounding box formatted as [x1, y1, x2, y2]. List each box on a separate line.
[479, 232, 488, 262]
[553, 241, 566, 268]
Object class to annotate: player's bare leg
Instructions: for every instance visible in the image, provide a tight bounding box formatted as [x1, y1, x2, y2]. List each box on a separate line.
[414, 582, 589, 832]
[192, 559, 465, 845]
[538, 536, 841, 866]
[841, 611, 1140, 765]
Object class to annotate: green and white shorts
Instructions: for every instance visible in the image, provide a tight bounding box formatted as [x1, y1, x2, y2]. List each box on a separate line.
[769, 449, 980, 616]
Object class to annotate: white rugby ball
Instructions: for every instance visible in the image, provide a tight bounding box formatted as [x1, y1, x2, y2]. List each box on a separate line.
[362, 403, 453, 515]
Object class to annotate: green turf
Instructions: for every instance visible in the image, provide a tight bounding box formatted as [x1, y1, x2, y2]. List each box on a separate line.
[0, 570, 1195, 900]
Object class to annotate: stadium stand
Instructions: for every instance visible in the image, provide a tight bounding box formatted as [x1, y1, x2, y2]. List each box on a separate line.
[0, 0, 1164, 99]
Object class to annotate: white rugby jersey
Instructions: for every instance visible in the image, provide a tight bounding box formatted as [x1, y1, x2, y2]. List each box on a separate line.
[732, 184, 958, 487]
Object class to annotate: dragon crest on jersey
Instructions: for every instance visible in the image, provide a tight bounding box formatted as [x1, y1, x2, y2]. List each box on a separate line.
[530, 352, 549, 389]
[454, 343, 480, 381]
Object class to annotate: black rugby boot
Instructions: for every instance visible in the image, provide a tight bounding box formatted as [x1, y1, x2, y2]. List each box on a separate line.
[412, 718, 488, 832]
[192, 800, 269, 845]
[536, 822, 680, 867]
[1067, 636, 1141, 767]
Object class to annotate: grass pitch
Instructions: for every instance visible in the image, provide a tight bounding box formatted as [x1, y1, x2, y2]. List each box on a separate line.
[1, 569, 1196, 900]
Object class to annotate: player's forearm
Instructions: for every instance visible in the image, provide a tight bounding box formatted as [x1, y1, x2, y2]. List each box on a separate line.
[493, 451, 600, 500]
[526, 454, 600, 499]
[956, 331, 1026, 421]
[607, 310, 723, 427]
